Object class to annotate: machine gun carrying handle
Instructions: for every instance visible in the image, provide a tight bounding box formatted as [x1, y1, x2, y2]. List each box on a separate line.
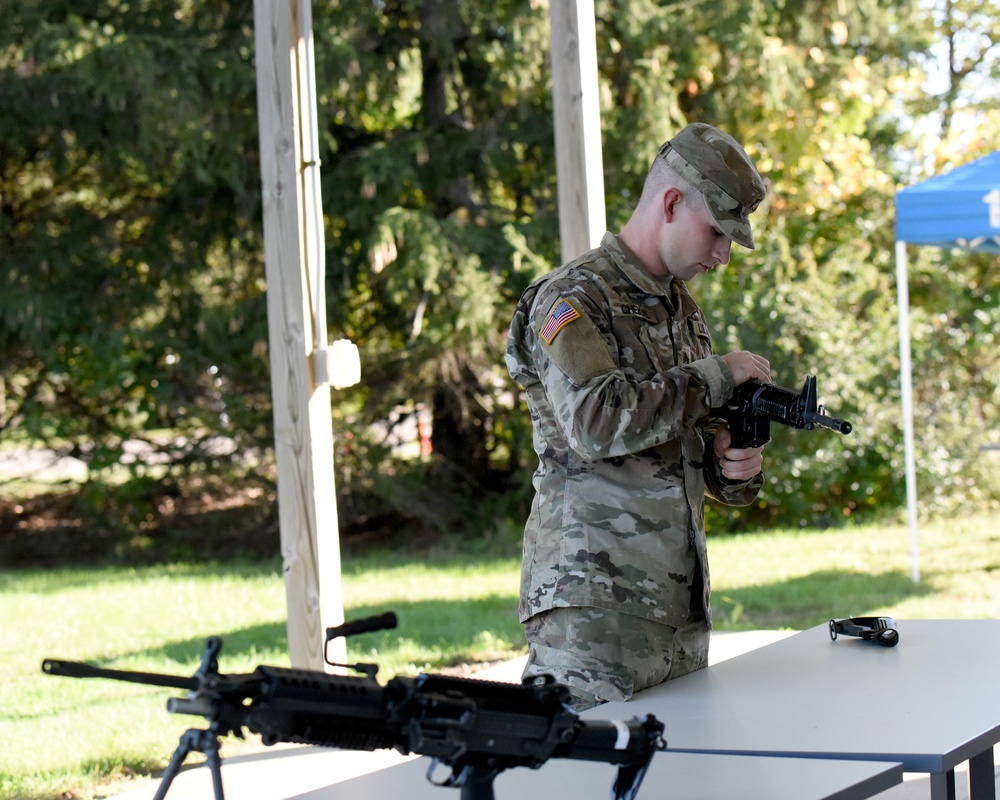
[324, 612, 400, 675]
[326, 611, 398, 641]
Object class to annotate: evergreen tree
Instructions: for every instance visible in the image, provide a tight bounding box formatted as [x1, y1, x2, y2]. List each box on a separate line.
[2, 0, 998, 541]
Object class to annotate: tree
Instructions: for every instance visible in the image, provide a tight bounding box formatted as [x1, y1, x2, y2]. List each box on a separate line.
[892, 0, 1000, 518]
[1, 2, 271, 526]
[910, 0, 1000, 144]
[3, 0, 998, 550]
[315, 0, 559, 533]
[584, 0, 952, 527]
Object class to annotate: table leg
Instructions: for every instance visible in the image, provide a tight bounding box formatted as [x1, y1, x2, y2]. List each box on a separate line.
[969, 749, 997, 800]
[928, 769, 957, 800]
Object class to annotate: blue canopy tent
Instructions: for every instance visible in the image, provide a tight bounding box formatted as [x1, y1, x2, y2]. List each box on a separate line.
[894, 150, 1000, 582]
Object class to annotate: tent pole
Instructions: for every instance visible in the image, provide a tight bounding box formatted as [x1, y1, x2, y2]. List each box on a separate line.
[895, 239, 920, 584]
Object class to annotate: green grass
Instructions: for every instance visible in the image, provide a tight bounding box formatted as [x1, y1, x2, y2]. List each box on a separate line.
[708, 512, 1000, 628]
[3, 512, 999, 800]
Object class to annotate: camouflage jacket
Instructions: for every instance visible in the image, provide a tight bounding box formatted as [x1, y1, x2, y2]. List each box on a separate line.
[506, 232, 764, 629]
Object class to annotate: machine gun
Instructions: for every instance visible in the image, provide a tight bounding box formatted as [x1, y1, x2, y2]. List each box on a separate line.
[712, 375, 853, 449]
[42, 613, 666, 800]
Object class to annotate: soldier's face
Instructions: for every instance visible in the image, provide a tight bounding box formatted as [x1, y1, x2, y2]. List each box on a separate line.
[658, 201, 733, 281]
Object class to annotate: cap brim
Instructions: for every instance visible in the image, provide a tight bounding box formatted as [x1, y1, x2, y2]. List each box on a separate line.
[729, 218, 756, 250]
[712, 210, 755, 250]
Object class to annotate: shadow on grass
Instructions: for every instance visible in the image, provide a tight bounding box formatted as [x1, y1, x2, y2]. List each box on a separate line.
[713, 568, 930, 630]
[90, 569, 930, 674]
[27, 569, 934, 733]
[32, 565, 937, 681]
[83, 595, 522, 673]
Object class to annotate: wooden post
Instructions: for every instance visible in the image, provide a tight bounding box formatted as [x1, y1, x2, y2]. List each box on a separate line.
[252, 0, 345, 669]
[548, 0, 606, 262]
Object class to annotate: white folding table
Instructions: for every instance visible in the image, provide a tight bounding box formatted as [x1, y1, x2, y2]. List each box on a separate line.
[585, 619, 1000, 800]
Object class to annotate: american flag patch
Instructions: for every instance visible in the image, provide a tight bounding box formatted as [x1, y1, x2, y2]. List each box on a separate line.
[540, 299, 580, 344]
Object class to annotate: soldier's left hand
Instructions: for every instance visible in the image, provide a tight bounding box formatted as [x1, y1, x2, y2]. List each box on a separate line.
[714, 426, 764, 481]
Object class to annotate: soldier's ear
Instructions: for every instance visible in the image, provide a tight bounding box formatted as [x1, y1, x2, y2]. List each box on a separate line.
[662, 188, 683, 223]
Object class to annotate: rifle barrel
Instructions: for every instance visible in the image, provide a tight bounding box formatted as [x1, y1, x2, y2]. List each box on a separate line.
[804, 411, 852, 435]
[42, 659, 198, 691]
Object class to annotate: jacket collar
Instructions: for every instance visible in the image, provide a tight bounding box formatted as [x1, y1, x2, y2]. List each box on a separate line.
[601, 231, 678, 298]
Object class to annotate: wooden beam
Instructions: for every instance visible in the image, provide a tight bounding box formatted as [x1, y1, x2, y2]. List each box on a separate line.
[548, 0, 606, 261]
[252, 0, 345, 670]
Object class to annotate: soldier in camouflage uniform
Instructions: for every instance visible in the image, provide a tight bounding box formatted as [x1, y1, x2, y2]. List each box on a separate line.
[505, 123, 771, 710]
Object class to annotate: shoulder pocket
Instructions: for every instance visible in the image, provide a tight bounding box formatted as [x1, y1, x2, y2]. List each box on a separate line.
[541, 304, 616, 385]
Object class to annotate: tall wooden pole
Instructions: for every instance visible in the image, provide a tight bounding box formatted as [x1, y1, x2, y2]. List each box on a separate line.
[548, 0, 606, 262]
[252, 0, 346, 669]
[248, 0, 603, 669]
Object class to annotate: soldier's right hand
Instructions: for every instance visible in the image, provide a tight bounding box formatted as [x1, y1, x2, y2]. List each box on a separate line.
[721, 350, 771, 385]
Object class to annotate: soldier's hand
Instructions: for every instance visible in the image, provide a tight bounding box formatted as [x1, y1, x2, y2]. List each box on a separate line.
[721, 350, 770, 385]
[714, 425, 765, 481]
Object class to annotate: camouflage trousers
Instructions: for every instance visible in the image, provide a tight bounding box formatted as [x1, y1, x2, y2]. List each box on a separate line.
[521, 607, 709, 711]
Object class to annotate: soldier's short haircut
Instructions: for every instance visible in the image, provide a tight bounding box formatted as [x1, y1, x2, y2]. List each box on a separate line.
[639, 156, 707, 213]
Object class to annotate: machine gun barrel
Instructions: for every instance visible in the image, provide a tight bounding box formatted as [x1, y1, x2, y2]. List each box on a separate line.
[42, 658, 198, 692]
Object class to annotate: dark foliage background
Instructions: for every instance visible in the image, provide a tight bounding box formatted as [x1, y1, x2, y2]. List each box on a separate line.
[2, 0, 999, 562]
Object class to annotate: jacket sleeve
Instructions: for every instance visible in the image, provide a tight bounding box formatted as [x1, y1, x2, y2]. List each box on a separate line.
[523, 284, 735, 460]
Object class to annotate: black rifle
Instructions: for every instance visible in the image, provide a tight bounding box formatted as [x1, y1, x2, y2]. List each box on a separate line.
[712, 375, 853, 448]
[42, 614, 666, 800]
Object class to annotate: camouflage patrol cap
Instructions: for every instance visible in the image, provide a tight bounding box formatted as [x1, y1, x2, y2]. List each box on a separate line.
[658, 122, 766, 249]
